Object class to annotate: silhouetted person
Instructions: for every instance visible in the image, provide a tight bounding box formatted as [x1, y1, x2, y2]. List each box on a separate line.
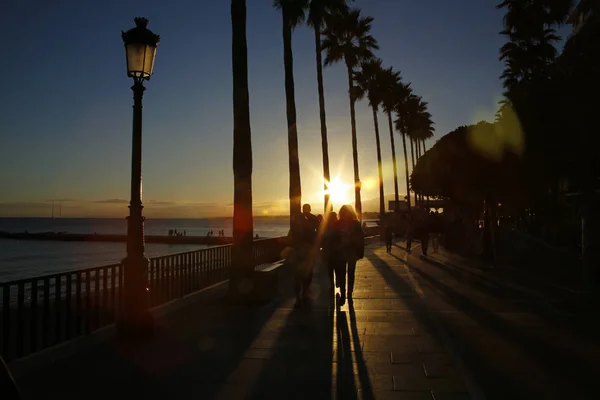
[323, 211, 341, 291]
[384, 224, 393, 253]
[405, 214, 413, 254]
[337, 205, 364, 306]
[429, 211, 441, 253]
[290, 203, 319, 307]
[168, 229, 173, 236]
[255, 234, 259, 239]
[420, 216, 430, 256]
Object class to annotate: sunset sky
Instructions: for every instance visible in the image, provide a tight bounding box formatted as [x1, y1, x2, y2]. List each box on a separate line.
[0, 0, 509, 218]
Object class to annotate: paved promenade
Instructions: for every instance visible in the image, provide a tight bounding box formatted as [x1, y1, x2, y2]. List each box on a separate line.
[12, 240, 600, 399]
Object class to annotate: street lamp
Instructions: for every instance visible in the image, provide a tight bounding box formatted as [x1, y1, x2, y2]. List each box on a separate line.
[117, 17, 159, 339]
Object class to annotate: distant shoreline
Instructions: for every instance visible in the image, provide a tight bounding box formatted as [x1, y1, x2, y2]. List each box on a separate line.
[0, 213, 380, 220]
[0, 231, 270, 245]
[0, 215, 290, 220]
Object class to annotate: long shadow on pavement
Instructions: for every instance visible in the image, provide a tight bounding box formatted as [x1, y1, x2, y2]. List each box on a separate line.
[402, 245, 592, 336]
[246, 262, 336, 400]
[401, 253, 600, 399]
[336, 308, 358, 399]
[17, 291, 281, 400]
[347, 300, 374, 400]
[365, 249, 512, 400]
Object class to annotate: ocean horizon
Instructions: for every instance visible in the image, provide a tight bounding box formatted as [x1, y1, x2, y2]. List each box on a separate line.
[0, 217, 292, 283]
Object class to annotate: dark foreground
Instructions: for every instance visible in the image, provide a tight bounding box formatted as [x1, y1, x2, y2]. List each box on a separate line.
[10, 242, 600, 399]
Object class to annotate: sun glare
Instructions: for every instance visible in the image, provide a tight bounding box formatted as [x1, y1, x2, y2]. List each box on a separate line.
[326, 176, 351, 205]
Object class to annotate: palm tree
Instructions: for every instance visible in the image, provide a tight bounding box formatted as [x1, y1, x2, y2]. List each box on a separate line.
[394, 93, 421, 210]
[274, 0, 306, 224]
[322, 8, 378, 218]
[353, 58, 386, 219]
[497, 0, 573, 90]
[380, 67, 411, 211]
[407, 97, 433, 204]
[230, 0, 254, 298]
[413, 105, 435, 204]
[307, 0, 349, 214]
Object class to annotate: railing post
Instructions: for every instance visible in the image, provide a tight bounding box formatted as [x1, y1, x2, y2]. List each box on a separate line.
[30, 281, 38, 354]
[16, 283, 24, 358]
[76, 272, 82, 337]
[2, 284, 10, 360]
[65, 274, 72, 340]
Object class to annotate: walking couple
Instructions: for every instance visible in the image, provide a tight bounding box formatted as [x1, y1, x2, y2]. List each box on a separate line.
[289, 203, 364, 308]
[322, 205, 364, 307]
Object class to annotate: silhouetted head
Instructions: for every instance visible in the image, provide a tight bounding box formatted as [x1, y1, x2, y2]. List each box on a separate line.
[302, 204, 311, 214]
[339, 205, 357, 221]
[330, 211, 338, 221]
[317, 214, 323, 223]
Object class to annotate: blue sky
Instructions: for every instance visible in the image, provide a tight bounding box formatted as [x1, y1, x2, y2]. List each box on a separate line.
[0, 0, 509, 217]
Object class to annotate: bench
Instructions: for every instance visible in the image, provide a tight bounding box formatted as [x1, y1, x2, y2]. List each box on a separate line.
[253, 260, 286, 302]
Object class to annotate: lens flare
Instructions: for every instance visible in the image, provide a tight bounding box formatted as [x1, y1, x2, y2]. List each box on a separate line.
[325, 176, 351, 205]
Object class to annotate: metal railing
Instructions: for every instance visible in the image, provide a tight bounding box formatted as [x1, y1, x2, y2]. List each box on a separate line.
[0, 237, 288, 362]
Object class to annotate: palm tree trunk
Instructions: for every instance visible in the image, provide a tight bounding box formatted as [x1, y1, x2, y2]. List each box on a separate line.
[313, 23, 331, 214]
[401, 131, 411, 210]
[422, 139, 429, 205]
[387, 112, 400, 211]
[372, 106, 385, 220]
[230, 0, 254, 298]
[346, 62, 361, 219]
[410, 137, 416, 205]
[410, 137, 416, 170]
[282, 11, 302, 225]
[416, 140, 422, 205]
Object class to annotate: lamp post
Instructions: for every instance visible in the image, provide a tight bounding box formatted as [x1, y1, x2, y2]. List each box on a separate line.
[117, 17, 159, 339]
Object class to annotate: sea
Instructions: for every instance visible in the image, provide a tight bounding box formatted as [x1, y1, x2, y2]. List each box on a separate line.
[0, 217, 291, 283]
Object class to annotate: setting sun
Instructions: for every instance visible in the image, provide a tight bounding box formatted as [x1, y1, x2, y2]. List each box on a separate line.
[325, 176, 351, 205]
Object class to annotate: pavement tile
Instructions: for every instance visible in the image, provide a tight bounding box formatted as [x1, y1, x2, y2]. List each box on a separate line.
[359, 390, 433, 400]
[422, 362, 461, 379]
[369, 327, 418, 336]
[416, 341, 447, 354]
[427, 378, 468, 393]
[243, 348, 272, 360]
[393, 374, 432, 391]
[366, 374, 395, 391]
[226, 358, 268, 382]
[364, 361, 426, 377]
[390, 351, 415, 364]
[431, 392, 472, 400]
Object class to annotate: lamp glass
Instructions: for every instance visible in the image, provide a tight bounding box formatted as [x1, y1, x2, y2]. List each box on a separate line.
[126, 43, 156, 79]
